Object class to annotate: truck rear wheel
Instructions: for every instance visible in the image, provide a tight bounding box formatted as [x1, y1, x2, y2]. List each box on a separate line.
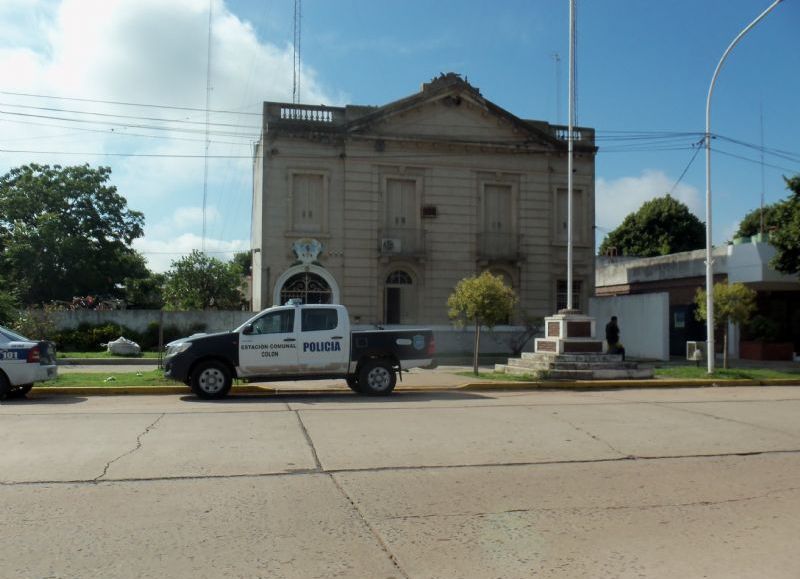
[358, 360, 396, 396]
[191, 360, 232, 399]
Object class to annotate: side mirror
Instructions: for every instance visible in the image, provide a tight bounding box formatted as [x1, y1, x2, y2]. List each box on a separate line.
[242, 324, 254, 335]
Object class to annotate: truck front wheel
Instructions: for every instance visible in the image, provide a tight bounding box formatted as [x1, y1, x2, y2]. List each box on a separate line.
[358, 360, 396, 396]
[0, 373, 10, 400]
[191, 360, 232, 399]
[345, 376, 362, 393]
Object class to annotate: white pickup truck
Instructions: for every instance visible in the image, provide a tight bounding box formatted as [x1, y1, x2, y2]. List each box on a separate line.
[164, 303, 435, 399]
[0, 325, 58, 399]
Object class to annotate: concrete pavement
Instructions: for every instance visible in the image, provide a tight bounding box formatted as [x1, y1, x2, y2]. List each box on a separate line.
[2, 387, 800, 577]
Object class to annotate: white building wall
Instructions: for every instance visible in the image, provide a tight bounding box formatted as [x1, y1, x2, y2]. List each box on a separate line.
[589, 293, 670, 360]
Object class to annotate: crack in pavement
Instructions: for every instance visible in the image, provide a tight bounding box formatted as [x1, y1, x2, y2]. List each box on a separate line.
[3, 448, 800, 487]
[544, 408, 632, 458]
[293, 409, 322, 471]
[646, 401, 800, 439]
[330, 473, 410, 579]
[292, 409, 409, 578]
[381, 485, 800, 521]
[93, 414, 165, 481]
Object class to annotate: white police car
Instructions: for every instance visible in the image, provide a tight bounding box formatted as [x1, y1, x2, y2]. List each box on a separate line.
[0, 325, 58, 399]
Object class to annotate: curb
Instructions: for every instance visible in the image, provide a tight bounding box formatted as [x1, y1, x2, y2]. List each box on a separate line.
[28, 378, 800, 397]
[30, 384, 446, 397]
[458, 378, 800, 390]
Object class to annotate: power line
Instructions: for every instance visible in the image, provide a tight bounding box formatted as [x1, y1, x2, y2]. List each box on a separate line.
[668, 139, 704, 195]
[0, 109, 258, 138]
[0, 90, 261, 116]
[0, 102, 256, 129]
[0, 117, 252, 146]
[714, 148, 799, 173]
[0, 148, 255, 158]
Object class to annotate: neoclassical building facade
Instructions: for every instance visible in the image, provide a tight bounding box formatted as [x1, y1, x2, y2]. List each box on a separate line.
[251, 74, 596, 325]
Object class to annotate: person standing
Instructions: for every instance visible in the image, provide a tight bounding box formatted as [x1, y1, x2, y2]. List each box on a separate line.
[605, 316, 625, 360]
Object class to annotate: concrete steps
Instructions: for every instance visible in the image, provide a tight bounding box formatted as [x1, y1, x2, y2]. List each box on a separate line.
[507, 358, 641, 371]
[496, 351, 654, 380]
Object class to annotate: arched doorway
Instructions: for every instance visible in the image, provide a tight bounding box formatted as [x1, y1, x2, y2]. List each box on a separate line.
[384, 270, 416, 324]
[280, 271, 332, 304]
[273, 265, 340, 306]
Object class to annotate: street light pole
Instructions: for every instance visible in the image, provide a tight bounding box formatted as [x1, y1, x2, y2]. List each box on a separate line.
[704, 0, 782, 374]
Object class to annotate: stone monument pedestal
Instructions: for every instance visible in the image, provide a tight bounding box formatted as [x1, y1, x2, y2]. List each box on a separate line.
[534, 309, 603, 355]
[496, 309, 654, 380]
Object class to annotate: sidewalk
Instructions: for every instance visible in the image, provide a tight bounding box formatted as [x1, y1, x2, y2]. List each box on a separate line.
[37, 361, 800, 396]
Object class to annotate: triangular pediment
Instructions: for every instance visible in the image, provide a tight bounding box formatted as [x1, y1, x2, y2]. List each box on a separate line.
[345, 76, 561, 149]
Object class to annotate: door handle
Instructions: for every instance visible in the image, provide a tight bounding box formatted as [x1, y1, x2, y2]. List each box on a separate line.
[332, 336, 343, 340]
[284, 338, 296, 342]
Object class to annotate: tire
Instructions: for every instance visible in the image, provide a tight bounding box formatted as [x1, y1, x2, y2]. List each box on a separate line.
[9, 384, 33, 398]
[345, 376, 362, 393]
[190, 360, 232, 399]
[357, 360, 396, 396]
[0, 373, 10, 401]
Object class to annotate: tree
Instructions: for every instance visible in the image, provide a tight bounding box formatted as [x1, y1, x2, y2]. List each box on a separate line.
[163, 250, 243, 310]
[0, 163, 148, 304]
[123, 271, 166, 310]
[0, 278, 18, 327]
[735, 203, 781, 239]
[695, 282, 757, 369]
[232, 250, 252, 276]
[769, 175, 800, 276]
[447, 271, 517, 375]
[599, 195, 705, 257]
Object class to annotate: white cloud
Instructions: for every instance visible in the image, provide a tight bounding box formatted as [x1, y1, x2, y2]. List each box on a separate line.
[147, 205, 222, 238]
[596, 169, 703, 233]
[133, 232, 248, 273]
[0, 0, 336, 272]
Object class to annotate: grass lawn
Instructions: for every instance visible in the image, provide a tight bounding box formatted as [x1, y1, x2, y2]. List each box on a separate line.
[654, 366, 800, 380]
[57, 350, 161, 359]
[40, 369, 179, 388]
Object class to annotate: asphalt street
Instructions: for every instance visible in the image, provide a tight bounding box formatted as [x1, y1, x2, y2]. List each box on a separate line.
[2, 386, 800, 578]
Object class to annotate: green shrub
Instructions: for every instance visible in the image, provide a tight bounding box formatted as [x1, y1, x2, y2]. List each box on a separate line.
[52, 320, 210, 352]
[140, 321, 208, 350]
[54, 323, 142, 352]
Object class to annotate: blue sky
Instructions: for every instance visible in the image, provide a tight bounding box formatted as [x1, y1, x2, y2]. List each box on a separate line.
[1, 0, 797, 271]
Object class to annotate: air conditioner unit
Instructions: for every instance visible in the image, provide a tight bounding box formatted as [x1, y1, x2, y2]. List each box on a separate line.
[381, 238, 402, 253]
[686, 341, 707, 364]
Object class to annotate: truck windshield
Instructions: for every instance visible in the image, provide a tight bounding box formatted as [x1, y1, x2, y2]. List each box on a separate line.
[0, 325, 31, 342]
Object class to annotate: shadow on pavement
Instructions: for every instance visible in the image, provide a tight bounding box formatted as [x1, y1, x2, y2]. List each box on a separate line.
[179, 390, 491, 404]
[3, 394, 88, 405]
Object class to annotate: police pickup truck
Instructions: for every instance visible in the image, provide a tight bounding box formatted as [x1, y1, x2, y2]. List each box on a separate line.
[0, 325, 58, 400]
[164, 303, 435, 399]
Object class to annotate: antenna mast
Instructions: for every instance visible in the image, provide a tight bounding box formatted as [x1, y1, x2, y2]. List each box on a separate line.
[293, 0, 302, 104]
[552, 52, 562, 125]
[202, 0, 213, 252]
[760, 104, 765, 234]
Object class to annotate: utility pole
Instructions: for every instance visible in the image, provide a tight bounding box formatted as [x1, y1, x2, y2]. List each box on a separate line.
[566, 0, 575, 311]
